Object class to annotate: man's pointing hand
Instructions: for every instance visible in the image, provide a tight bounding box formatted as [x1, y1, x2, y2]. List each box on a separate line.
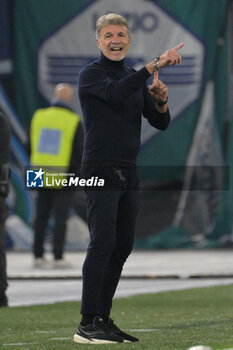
[159, 42, 184, 67]
[146, 42, 184, 74]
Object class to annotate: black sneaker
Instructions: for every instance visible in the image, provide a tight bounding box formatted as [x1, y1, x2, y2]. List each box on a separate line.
[107, 318, 139, 342]
[0, 293, 8, 307]
[74, 316, 124, 344]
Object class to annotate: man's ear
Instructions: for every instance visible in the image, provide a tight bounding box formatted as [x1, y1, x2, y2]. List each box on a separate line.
[96, 39, 101, 50]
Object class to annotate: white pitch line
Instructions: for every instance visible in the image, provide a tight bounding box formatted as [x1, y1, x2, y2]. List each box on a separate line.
[49, 337, 71, 341]
[127, 328, 159, 332]
[2, 337, 72, 347]
[2, 343, 38, 346]
[33, 330, 55, 334]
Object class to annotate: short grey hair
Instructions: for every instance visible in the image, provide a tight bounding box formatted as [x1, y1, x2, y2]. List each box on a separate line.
[96, 13, 130, 39]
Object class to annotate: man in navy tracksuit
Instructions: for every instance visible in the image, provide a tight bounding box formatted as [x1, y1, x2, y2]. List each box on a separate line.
[74, 13, 183, 344]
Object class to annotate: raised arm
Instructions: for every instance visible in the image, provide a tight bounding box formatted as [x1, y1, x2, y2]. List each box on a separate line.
[78, 65, 150, 103]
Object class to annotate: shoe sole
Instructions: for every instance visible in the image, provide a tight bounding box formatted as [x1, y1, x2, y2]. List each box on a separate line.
[73, 334, 121, 344]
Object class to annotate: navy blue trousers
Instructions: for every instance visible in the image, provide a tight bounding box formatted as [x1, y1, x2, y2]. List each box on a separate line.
[81, 165, 139, 317]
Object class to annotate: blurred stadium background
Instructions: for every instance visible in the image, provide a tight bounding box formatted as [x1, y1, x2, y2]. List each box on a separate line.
[0, 0, 233, 252]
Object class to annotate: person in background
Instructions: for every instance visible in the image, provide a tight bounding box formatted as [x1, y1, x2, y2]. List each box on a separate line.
[30, 84, 83, 268]
[0, 110, 10, 307]
[74, 13, 183, 344]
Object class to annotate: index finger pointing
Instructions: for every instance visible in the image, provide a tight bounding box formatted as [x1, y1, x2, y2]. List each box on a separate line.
[172, 42, 184, 51]
[152, 71, 159, 87]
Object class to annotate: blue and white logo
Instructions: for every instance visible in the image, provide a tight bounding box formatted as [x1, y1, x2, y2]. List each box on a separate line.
[26, 168, 44, 188]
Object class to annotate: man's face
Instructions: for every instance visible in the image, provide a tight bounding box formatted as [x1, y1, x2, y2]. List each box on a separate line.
[96, 24, 131, 61]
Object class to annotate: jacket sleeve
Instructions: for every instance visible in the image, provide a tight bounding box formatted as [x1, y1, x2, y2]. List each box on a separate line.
[142, 83, 170, 130]
[78, 65, 151, 103]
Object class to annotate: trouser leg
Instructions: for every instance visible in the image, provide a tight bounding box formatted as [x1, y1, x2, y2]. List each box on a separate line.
[0, 196, 8, 294]
[98, 190, 139, 316]
[81, 190, 120, 316]
[33, 190, 53, 258]
[53, 190, 72, 259]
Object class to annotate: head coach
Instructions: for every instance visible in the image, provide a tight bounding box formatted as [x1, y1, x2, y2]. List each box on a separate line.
[74, 13, 183, 344]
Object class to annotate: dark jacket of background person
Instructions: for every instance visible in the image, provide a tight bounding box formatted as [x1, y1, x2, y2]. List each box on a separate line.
[0, 110, 10, 306]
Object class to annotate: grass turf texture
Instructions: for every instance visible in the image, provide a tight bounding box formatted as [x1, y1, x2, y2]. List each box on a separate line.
[0, 284, 233, 350]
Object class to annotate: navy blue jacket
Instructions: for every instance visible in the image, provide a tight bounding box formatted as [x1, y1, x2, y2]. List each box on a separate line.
[78, 53, 170, 165]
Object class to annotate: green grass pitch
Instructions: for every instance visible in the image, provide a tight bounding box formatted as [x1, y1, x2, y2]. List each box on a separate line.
[0, 284, 233, 350]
